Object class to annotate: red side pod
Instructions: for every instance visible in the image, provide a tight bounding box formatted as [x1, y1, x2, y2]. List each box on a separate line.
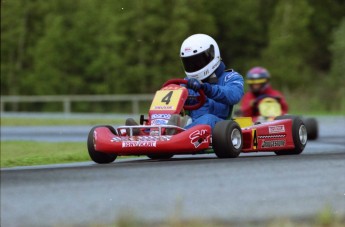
[93, 125, 211, 156]
[241, 119, 295, 152]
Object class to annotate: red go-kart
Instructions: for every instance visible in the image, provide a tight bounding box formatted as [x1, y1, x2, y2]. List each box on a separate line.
[238, 95, 318, 140]
[87, 79, 308, 164]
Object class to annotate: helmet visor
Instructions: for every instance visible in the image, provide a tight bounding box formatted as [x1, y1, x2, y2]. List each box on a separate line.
[181, 45, 215, 73]
[246, 78, 268, 85]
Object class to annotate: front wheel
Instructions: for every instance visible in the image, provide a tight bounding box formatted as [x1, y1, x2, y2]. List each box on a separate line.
[274, 116, 307, 155]
[87, 126, 117, 164]
[213, 120, 243, 158]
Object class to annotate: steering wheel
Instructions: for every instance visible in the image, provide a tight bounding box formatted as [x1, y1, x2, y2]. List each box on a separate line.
[162, 79, 206, 110]
[253, 95, 281, 105]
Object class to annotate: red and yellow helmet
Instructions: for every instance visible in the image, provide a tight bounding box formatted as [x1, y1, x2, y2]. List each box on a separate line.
[246, 66, 270, 85]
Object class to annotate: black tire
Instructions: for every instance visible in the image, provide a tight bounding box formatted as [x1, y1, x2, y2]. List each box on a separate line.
[274, 115, 307, 155]
[304, 117, 318, 140]
[147, 154, 174, 160]
[213, 120, 243, 158]
[87, 125, 117, 164]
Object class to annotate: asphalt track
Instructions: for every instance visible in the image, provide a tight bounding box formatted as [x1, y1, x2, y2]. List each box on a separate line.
[1, 116, 345, 226]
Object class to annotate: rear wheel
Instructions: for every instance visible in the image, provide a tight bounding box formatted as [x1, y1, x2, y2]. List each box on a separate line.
[87, 126, 117, 164]
[304, 117, 318, 140]
[274, 116, 307, 155]
[147, 154, 174, 160]
[213, 120, 243, 158]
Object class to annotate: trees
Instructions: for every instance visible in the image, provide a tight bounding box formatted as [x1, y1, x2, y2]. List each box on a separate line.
[1, 0, 216, 95]
[261, 0, 314, 88]
[329, 18, 345, 111]
[116, 0, 216, 93]
[205, 0, 277, 72]
[1, 0, 49, 95]
[330, 19, 345, 81]
[1, 0, 344, 112]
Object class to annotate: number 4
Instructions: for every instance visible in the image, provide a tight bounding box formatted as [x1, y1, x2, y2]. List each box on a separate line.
[161, 91, 173, 105]
[252, 129, 258, 149]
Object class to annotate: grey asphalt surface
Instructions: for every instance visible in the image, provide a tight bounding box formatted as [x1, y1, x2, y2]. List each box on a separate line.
[1, 116, 345, 226]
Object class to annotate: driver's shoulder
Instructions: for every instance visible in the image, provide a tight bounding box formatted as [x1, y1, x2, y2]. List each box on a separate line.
[225, 68, 234, 72]
[221, 70, 244, 86]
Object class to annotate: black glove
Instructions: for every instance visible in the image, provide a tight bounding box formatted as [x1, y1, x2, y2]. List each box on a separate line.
[187, 78, 202, 91]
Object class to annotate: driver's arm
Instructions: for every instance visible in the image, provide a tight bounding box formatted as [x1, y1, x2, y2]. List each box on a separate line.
[203, 71, 244, 106]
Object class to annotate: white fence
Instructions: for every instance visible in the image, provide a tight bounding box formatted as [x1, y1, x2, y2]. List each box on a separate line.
[0, 94, 154, 115]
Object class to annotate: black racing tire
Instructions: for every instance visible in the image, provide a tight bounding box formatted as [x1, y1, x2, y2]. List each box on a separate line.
[87, 125, 117, 164]
[147, 154, 174, 160]
[274, 115, 307, 155]
[304, 117, 318, 140]
[213, 120, 243, 158]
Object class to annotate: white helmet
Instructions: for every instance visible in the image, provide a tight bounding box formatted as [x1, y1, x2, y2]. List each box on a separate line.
[180, 34, 221, 81]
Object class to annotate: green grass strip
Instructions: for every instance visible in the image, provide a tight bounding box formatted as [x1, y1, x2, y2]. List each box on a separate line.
[1, 141, 90, 168]
[1, 117, 125, 126]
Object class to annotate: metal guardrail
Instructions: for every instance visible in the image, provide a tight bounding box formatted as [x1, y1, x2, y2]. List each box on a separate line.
[0, 94, 154, 115]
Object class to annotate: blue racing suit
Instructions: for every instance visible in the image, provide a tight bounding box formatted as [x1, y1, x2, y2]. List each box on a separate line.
[185, 62, 244, 130]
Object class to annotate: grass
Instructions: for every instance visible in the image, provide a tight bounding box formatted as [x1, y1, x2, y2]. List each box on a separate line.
[1, 141, 90, 168]
[61, 206, 345, 227]
[1, 117, 125, 126]
[0, 116, 123, 167]
[0, 115, 137, 168]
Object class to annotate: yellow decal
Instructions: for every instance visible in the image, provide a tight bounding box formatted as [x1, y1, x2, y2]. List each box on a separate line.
[234, 117, 253, 128]
[252, 128, 258, 149]
[150, 90, 183, 111]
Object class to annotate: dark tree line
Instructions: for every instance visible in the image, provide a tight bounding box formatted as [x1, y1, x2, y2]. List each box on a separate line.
[1, 0, 344, 112]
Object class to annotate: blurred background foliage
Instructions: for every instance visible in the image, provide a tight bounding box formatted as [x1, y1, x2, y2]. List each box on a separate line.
[1, 0, 344, 113]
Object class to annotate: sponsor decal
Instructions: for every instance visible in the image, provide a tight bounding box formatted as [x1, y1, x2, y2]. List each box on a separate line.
[212, 62, 220, 70]
[151, 119, 168, 125]
[153, 105, 173, 110]
[189, 129, 210, 148]
[151, 114, 171, 120]
[184, 47, 192, 52]
[112, 136, 172, 142]
[258, 134, 286, 139]
[268, 125, 285, 134]
[138, 136, 171, 141]
[111, 137, 122, 142]
[261, 140, 286, 148]
[122, 141, 157, 148]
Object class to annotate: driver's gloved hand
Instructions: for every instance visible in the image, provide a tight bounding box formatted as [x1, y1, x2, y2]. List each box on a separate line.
[187, 78, 212, 97]
[185, 95, 198, 105]
[202, 82, 212, 96]
[186, 78, 202, 91]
